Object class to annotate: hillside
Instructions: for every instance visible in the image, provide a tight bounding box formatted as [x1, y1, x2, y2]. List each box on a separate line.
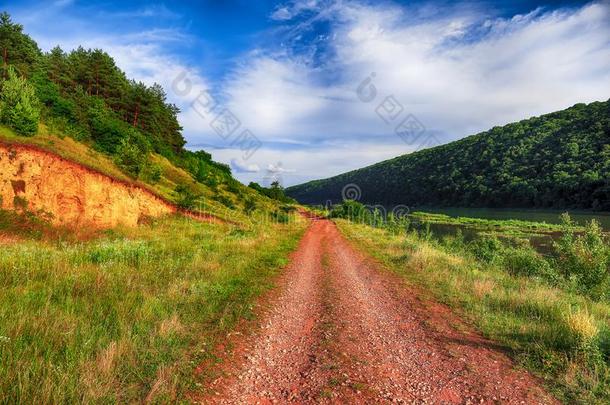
[287, 100, 610, 210]
[0, 12, 290, 225]
[0, 124, 282, 226]
[0, 141, 189, 228]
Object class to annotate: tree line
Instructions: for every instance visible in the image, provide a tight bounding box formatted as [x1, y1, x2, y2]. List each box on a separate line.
[0, 12, 230, 184]
[287, 99, 610, 210]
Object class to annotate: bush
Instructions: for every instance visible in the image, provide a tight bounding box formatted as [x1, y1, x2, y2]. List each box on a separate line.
[0, 66, 41, 135]
[88, 100, 149, 155]
[500, 246, 558, 283]
[329, 200, 371, 223]
[141, 162, 162, 183]
[243, 198, 257, 214]
[113, 136, 148, 177]
[175, 184, 200, 210]
[248, 181, 296, 203]
[213, 194, 235, 209]
[554, 214, 610, 300]
[468, 236, 504, 263]
[271, 210, 290, 224]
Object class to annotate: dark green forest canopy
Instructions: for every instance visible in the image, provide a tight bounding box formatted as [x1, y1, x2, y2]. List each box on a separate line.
[0, 11, 230, 181]
[287, 100, 610, 210]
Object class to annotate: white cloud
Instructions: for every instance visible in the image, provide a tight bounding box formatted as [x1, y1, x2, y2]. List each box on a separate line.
[270, 0, 321, 21]
[231, 159, 261, 173]
[9, 0, 610, 185]
[330, 0, 610, 137]
[267, 162, 296, 174]
[222, 55, 328, 139]
[115, 4, 180, 19]
[209, 0, 610, 184]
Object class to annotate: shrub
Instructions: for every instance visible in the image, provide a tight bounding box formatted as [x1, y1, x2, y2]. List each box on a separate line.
[213, 194, 235, 209]
[141, 162, 162, 183]
[554, 214, 610, 300]
[88, 100, 150, 156]
[175, 184, 200, 210]
[243, 198, 256, 214]
[0, 66, 41, 136]
[386, 214, 410, 235]
[329, 200, 371, 223]
[205, 175, 219, 189]
[500, 246, 559, 283]
[271, 210, 290, 224]
[468, 236, 504, 263]
[113, 136, 148, 177]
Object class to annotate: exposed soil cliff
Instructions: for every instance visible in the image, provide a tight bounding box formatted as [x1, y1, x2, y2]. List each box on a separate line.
[0, 142, 176, 228]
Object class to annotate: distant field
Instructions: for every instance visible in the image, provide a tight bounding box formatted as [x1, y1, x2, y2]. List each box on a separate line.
[412, 207, 610, 230]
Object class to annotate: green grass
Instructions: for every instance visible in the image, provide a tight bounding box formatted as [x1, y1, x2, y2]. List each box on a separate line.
[409, 211, 581, 237]
[0, 214, 306, 403]
[336, 219, 610, 404]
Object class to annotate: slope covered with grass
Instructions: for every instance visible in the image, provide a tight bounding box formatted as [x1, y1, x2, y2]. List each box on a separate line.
[0, 122, 284, 225]
[0, 214, 306, 403]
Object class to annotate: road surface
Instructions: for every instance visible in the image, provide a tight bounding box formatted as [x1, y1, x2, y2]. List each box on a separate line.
[196, 219, 557, 404]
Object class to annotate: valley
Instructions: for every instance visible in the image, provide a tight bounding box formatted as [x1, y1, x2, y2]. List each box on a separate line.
[1, 5, 609, 405]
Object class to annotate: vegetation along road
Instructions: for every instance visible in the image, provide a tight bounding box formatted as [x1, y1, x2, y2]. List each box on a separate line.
[194, 217, 557, 404]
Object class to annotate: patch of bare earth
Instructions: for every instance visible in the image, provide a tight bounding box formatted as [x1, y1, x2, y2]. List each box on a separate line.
[194, 218, 330, 403]
[0, 233, 18, 244]
[194, 219, 558, 404]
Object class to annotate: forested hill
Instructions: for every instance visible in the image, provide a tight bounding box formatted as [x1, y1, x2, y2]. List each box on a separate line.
[0, 12, 228, 182]
[287, 100, 610, 210]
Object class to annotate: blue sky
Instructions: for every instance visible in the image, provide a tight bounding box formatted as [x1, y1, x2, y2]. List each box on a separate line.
[2, 0, 609, 186]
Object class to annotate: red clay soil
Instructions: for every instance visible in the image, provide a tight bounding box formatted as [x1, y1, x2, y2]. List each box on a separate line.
[0, 234, 19, 244]
[194, 219, 558, 404]
[0, 141, 226, 226]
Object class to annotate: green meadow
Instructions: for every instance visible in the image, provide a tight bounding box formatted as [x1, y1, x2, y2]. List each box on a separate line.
[0, 212, 305, 403]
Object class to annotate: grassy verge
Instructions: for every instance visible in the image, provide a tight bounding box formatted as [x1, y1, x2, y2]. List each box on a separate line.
[0, 214, 306, 403]
[409, 211, 581, 237]
[336, 219, 610, 404]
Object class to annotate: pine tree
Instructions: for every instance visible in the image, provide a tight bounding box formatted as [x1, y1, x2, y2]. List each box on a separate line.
[0, 12, 41, 78]
[0, 66, 41, 135]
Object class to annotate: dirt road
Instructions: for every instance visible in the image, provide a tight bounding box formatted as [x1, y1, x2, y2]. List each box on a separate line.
[196, 219, 557, 404]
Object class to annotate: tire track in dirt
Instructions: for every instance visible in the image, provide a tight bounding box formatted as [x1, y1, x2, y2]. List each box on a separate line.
[198, 218, 329, 403]
[323, 221, 557, 404]
[195, 218, 558, 404]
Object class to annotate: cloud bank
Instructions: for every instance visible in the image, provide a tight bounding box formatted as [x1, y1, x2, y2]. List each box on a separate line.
[206, 0, 610, 185]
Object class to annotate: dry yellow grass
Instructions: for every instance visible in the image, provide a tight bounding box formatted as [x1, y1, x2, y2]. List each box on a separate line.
[564, 309, 598, 348]
[472, 278, 496, 298]
[159, 314, 185, 338]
